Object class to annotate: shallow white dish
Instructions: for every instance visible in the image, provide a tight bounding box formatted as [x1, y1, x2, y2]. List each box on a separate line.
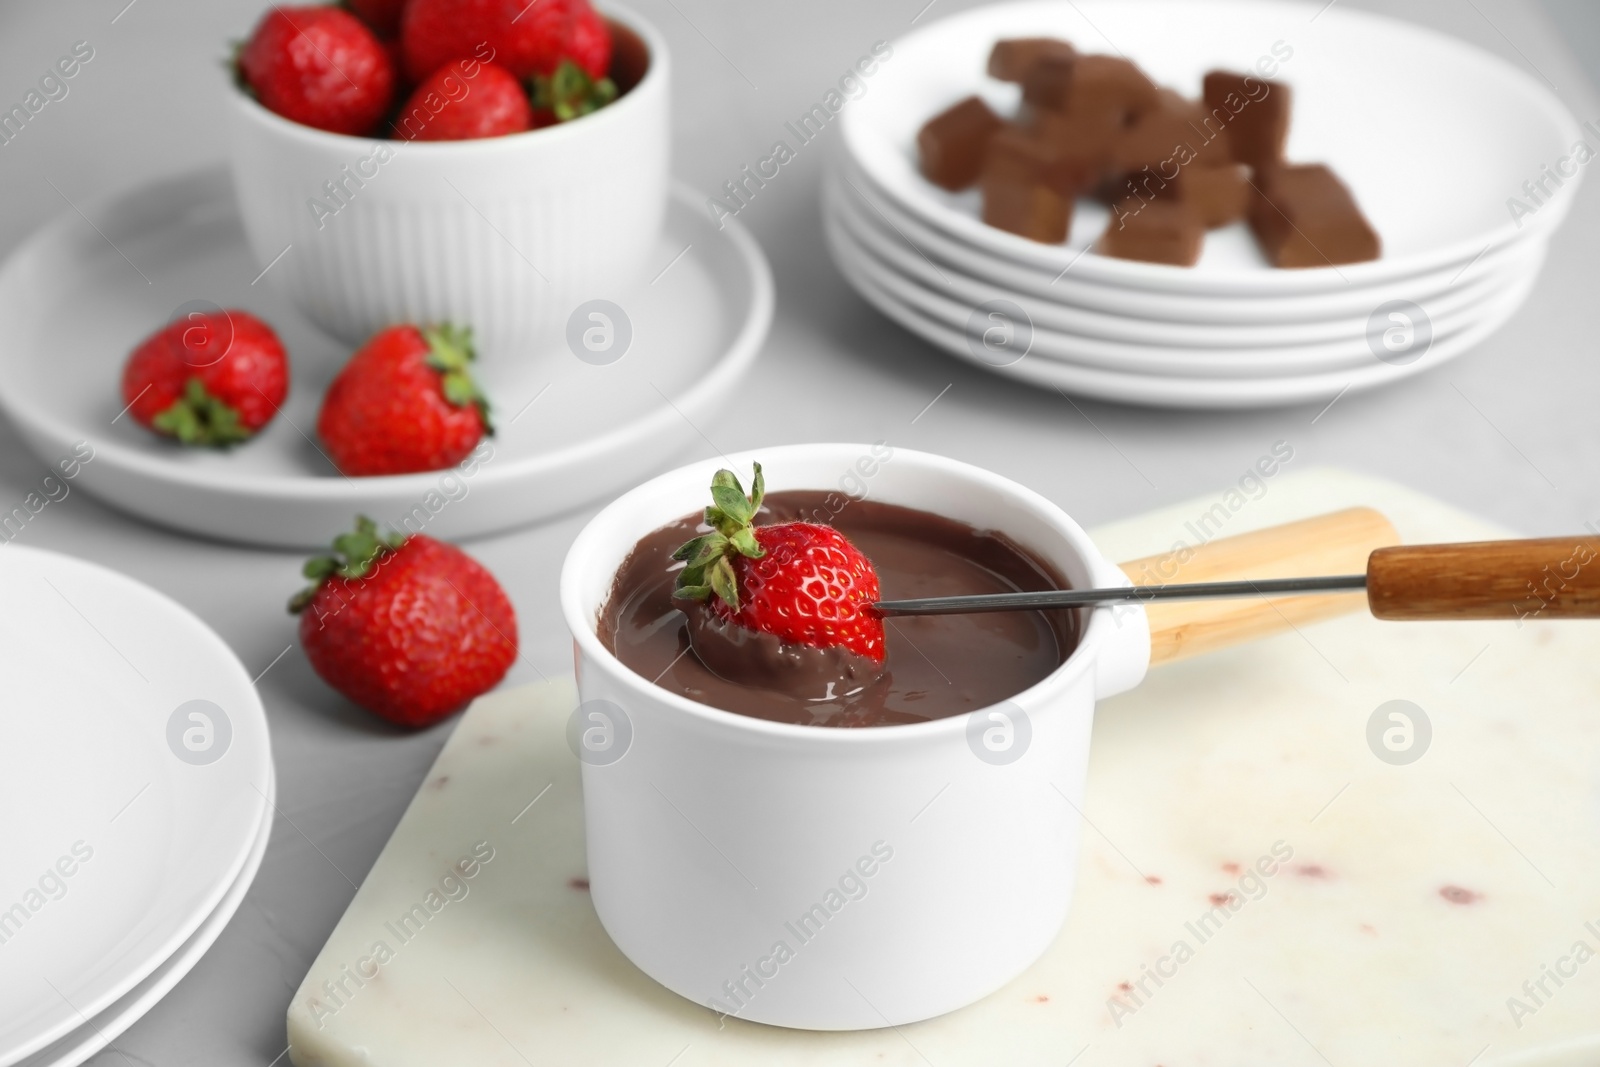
[0, 544, 271, 1065]
[826, 168, 1545, 351]
[833, 230, 1536, 408]
[17, 770, 274, 1067]
[841, 0, 1580, 294]
[827, 190, 1545, 377]
[0, 168, 772, 549]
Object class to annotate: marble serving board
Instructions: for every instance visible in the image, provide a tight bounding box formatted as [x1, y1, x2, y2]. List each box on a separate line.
[286, 468, 1600, 1067]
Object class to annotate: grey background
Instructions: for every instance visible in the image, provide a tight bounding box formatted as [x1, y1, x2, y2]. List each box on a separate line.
[1, 0, 1597, 1061]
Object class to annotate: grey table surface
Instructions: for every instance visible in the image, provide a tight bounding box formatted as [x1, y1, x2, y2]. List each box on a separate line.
[2, 0, 1598, 1062]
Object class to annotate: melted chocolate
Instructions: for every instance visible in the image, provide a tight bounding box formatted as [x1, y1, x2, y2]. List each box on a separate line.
[596, 492, 1079, 727]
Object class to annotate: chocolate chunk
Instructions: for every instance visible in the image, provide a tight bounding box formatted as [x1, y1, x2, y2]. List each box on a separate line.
[1174, 163, 1251, 228]
[985, 125, 1093, 195]
[1026, 107, 1122, 189]
[1098, 198, 1204, 265]
[1026, 54, 1159, 124]
[982, 131, 1081, 242]
[987, 37, 1076, 83]
[1248, 163, 1379, 267]
[1101, 104, 1232, 206]
[917, 95, 1004, 191]
[1202, 71, 1291, 169]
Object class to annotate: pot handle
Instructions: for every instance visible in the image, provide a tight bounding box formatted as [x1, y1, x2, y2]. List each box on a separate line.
[1119, 507, 1400, 665]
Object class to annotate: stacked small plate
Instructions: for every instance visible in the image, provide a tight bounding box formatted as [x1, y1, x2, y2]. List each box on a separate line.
[0, 546, 273, 1067]
[827, 0, 1581, 408]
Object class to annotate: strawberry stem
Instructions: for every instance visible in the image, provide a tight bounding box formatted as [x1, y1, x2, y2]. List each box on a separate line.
[288, 515, 407, 613]
[422, 323, 493, 434]
[671, 462, 766, 612]
[531, 59, 618, 123]
[150, 378, 253, 447]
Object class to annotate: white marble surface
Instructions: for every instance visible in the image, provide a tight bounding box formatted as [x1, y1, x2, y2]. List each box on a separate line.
[285, 469, 1600, 1067]
[3, 0, 1600, 1062]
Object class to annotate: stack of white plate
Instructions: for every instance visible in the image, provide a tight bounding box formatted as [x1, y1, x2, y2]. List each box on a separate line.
[0, 546, 273, 1067]
[828, 0, 1582, 408]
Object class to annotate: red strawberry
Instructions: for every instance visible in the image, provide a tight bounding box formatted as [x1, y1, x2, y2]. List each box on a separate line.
[394, 59, 532, 140]
[563, 5, 612, 81]
[672, 463, 886, 662]
[400, 0, 611, 83]
[121, 309, 289, 447]
[238, 6, 396, 136]
[317, 324, 491, 476]
[347, 0, 408, 38]
[290, 517, 517, 727]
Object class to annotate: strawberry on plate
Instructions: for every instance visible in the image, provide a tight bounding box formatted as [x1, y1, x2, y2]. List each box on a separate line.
[394, 59, 533, 140]
[238, 5, 396, 135]
[317, 323, 491, 476]
[121, 309, 289, 447]
[672, 463, 887, 662]
[401, 0, 611, 84]
[291, 517, 518, 727]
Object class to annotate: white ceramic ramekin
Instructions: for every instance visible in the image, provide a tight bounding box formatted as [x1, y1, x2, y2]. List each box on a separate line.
[226, 6, 669, 358]
[560, 444, 1151, 1030]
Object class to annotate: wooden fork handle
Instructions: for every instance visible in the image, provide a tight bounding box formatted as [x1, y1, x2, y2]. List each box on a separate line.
[1367, 537, 1600, 620]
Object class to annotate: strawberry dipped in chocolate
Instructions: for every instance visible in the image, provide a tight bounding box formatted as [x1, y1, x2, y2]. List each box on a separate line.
[671, 463, 888, 694]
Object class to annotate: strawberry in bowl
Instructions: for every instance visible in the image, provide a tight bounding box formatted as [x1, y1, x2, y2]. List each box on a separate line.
[237, 6, 397, 135]
[121, 309, 288, 447]
[316, 323, 490, 476]
[670, 462, 888, 690]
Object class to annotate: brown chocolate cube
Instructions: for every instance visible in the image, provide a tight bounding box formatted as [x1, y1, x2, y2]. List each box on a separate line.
[985, 126, 1094, 196]
[1248, 163, 1379, 267]
[1203, 71, 1291, 169]
[1019, 52, 1077, 112]
[988, 37, 1076, 83]
[1025, 54, 1159, 124]
[1028, 107, 1122, 183]
[1174, 163, 1251, 228]
[981, 128, 1088, 242]
[1097, 198, 1204, 266]
[1102, 106, 1233, 205]
[917, 96, 1004, 191]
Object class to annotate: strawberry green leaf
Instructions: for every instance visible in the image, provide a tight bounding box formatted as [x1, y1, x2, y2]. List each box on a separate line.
[728, 527, 762, 558]
[531, 60, 618, 124]
[708, 556, 739, 612]
[710, 485, 754, 524]
[288, 515, 407, 614]
[150, 378, 253, 448]
[423, 323, 494, 435]
[748, 461, 765, 514]
[671, 462, 770, 611]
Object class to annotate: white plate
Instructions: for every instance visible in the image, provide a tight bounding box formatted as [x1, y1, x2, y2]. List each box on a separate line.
[0, 545, 271, 1065]
[826, 175, 1544, 367]
[827, 202, 1547, 377]
[833, 155, 1546, 326]
[841, 0, 1581, 293]
[0, 169, 773, 549]
[16, 770, 274, 1067]
[833, 225, 1536, 408]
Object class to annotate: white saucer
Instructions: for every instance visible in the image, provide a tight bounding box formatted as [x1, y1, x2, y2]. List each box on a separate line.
[0, 169, 773, 548]
[0, 545, 272, 1065]
[831, 224, 1536, 408]
[840, 0, 1581, 294]
[16, 770, 274, 1067]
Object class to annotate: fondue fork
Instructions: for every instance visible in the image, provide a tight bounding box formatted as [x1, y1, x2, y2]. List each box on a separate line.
[874, 537, 1600, 621]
